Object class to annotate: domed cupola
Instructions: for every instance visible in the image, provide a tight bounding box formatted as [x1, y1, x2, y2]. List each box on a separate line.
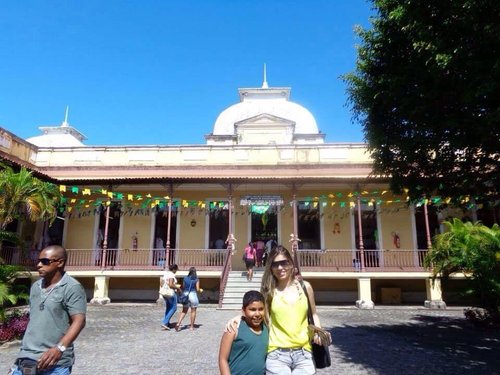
[206, 67, 325, 145]
[26, 107, 87, 147]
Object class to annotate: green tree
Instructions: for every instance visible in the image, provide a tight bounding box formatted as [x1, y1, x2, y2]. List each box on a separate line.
[0, 165, 62, 232]
[343, 0, 500, 203]
[425, 218, 500, 317]
[0, 165, 61, 315]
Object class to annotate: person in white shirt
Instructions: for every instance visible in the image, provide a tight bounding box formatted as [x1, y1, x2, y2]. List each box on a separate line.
[160, 264, 179, 330]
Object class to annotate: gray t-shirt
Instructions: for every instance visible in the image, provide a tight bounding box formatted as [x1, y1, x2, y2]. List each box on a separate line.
[18, 272, 87, 367]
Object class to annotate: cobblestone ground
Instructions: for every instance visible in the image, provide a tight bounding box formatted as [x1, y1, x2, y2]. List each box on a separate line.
[1, 304, 499, 375]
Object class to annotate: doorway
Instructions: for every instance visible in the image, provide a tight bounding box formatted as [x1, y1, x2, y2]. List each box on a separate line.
[251, 205, 278, 243]
[154, 204, 178, 266]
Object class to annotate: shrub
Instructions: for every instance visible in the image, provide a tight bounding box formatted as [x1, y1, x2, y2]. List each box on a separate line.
[0, 310, 29, 343]
[0, 264, 29, 321]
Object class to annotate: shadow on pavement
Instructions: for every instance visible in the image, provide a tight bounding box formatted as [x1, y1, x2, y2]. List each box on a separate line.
[327, 314, 500, 375]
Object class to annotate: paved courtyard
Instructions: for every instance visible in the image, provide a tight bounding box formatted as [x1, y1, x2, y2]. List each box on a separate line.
[1, 303, 499, 375]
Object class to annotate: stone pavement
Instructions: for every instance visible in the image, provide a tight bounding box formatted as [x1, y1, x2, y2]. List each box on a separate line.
[1, 303, 499, 375]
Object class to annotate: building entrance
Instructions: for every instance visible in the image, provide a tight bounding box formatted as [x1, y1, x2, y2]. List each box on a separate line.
[251, 205, 278, 265]
[251, 205, 278, 242]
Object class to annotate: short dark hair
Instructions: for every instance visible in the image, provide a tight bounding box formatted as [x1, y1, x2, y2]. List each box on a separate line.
[43, 245, 67, 261]
[169, 264, 178, 272]
[242, 290, 265, 308]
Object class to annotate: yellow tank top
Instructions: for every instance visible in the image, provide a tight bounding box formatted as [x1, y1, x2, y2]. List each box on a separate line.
[268, 282, 311, 352]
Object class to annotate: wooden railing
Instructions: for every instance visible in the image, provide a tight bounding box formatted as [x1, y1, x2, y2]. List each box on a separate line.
[218, 247, 233, 308]
[0, 247, 229, 272]
[1, 247, 428, 272]
[297, 249, 428, 272]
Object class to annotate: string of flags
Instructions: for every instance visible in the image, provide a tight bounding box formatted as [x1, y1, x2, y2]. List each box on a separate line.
[57, 184, 481, 215]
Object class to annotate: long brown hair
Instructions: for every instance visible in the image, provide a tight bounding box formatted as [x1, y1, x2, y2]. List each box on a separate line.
[260, 245, 295, 315]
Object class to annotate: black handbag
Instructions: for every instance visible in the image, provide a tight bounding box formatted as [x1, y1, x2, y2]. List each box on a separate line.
[311, 340, 331, 369]
[178, 293, 189, 304]
[300, 281, 332, 369]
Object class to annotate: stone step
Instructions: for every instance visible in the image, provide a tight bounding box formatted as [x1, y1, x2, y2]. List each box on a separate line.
[220, 270, 265, 309]
[221, 271, 263, 310]
[218, 305, 243, 310]
[225, 284, 262, 289]
[223, 293, 260, 298]
[225, 278, 262, 283]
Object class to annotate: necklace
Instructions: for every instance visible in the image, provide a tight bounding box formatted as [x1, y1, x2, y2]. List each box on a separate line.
[39, 286, 57, 311]
[39, 278, 63, 310]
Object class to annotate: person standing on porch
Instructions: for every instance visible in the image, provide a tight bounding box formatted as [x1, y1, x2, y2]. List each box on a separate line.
[160, 264, 179, 330]
[263, 238, 277, 266]
[10, 245, 87, 375]
[255, 239, 266, 267]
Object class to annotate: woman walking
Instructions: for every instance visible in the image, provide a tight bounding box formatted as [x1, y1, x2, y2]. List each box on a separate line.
[243, 241, 257, 281]
[175, 267, 202, 331]
[160, 264, 179, 330]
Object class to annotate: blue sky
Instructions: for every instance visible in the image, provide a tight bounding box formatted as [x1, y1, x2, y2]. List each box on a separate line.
[0, 1, 374, 146]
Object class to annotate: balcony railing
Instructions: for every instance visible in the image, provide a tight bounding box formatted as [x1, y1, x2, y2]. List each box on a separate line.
[297, 249, 428, 272]
[0, 247, 229, 272]
[1, 247, 429, 272]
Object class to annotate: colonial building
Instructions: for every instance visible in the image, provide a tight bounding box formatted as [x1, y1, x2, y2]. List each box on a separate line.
[2, 78, 493, 308]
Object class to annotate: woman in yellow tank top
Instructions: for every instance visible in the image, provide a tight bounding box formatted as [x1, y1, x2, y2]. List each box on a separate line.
[260, 245, 324, 374]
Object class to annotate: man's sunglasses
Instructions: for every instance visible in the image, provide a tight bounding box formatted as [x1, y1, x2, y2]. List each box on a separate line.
[37, 258, 61, 265]
[271, 260, 292, 269]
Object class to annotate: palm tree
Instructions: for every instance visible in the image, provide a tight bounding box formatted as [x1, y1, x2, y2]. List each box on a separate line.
[0, 165, 61, 314]
[0, 165, 62, 231]
[425, 218, 500, 317]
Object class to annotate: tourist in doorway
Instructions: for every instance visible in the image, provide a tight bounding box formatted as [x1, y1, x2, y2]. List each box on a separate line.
[263, 237, 277, 266]
[255, 239, 266, 267]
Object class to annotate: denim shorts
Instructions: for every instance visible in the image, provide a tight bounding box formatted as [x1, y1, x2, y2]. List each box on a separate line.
[266, 347, 315, 375]
[187, 291, 199, 308]
[10, 364, 72, 375]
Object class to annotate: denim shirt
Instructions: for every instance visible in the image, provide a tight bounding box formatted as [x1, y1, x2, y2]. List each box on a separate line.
[183, 277, 198, 293]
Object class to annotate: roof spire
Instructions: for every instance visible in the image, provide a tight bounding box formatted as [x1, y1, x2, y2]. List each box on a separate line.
[262, 63, 268, 88]
[61, 105, 70, 127]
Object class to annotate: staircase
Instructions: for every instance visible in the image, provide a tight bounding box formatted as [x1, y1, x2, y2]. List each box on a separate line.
[218, 269, 263, 309]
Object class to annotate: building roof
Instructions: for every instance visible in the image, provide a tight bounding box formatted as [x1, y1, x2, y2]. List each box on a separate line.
[211, 85, 322, 144]
[26, 108, 87, 147]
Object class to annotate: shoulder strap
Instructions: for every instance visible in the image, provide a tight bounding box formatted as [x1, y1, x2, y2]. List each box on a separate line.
[185, 277, 194, 293]
[299, 280, 314, 325]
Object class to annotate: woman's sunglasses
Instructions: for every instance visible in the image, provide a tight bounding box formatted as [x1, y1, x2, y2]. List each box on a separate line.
[38, 258, 60, 265]
[271, 260, 292, 269]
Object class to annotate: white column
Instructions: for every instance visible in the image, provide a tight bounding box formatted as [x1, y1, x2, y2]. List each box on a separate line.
[424, 278, 446, 309]
[356, 277, 374, 309]
[90, 276, 111, 305]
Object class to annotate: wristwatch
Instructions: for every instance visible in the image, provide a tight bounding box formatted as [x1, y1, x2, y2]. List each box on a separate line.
[57, 343, 66, 353]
